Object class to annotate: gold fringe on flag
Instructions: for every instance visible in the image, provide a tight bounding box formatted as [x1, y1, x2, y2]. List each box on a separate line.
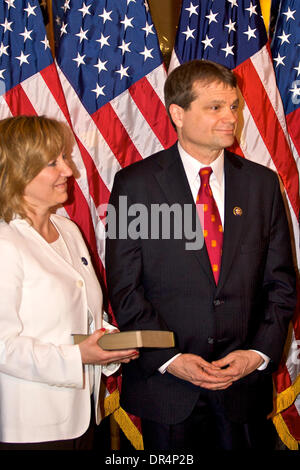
[103, 389, 120, 418]
[113, 407, 144, 450]
[272, 413, 299, 450]
[104, 390, 144, 450]
[270, 375, 300, 450]
[274, 375, 300, 415]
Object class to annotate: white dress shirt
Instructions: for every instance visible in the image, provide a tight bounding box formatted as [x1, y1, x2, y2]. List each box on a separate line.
[179, 142, 225, 225]
[158, 143, 269, 373]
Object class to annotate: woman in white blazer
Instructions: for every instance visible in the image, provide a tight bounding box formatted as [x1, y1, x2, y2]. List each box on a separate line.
[0, 116, 138, 450]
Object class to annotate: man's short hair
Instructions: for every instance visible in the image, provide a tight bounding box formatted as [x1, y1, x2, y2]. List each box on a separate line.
[164, 59, 237, 128]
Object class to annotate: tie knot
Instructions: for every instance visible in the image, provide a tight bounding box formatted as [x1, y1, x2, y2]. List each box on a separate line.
[199, 167, 212, 184]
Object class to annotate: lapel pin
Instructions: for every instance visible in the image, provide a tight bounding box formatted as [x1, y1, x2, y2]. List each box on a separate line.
[233, 206, 243, 216]
[81, 257, 88, 266]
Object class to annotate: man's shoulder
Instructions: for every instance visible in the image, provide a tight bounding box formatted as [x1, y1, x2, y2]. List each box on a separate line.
[225, 150, 278, 182]
[116, 143, 178, 180]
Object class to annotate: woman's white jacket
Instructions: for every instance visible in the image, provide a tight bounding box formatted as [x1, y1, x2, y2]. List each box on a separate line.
[0, 214, 116, 443]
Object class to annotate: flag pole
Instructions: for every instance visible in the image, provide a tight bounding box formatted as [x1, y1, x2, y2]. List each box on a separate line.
[46, 0, 55, 58]
[260, 0, 271, 34]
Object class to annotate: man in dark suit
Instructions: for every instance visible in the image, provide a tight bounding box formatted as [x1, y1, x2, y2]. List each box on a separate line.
[105, 60, 296, 450]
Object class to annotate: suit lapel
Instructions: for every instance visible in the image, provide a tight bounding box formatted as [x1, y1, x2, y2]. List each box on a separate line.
[154, 144, 215, 284]
[216, 151, 249, 294]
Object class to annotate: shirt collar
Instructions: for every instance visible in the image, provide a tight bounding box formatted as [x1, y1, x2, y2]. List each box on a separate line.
[177, 142, 224, 187]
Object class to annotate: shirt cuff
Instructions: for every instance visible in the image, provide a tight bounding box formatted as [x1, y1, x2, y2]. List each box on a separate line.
[250, 349, 270, 370]
[158, 353, 182, 374]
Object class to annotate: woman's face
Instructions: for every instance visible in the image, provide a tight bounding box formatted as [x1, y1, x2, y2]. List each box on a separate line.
[23, 152, 73, 213]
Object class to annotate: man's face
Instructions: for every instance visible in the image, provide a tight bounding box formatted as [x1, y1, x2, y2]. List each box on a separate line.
[170, 80, 239, 161]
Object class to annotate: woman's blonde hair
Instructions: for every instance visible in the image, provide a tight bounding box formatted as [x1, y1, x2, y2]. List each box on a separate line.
[0, 115, 74, 223]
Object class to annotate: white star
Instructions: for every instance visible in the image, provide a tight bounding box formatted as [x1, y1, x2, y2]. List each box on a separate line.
[92, 83, 105, 98]
[4, 0, 16, 9]
[62, 0, 70, 13]
[221, 42, 234, 57]
[55, 16, 61, 26]
[93, 58, 108, 74]
[283, 7, 296, 21]
[227, 0, 238, 7]
[243, 26, 256, 41]
[273, 53, 285, 67]
[120, 15, 134, 30]
[142, 22, 155, 37]
[289, 82, 300, 99]
[0, 69, 5, 79]
[24, 2, 37, 17]
[96, 33, 110, 49]
[1, 18, 13, 33]
[118, 40, 131, 55]
[144, 1, 149, 12]
[185, 2, 199, 17]
[99, 8, 112, 23]
[201, 35, 214, 50]
[127, 0, 136, 4]
[0, 42, 9, 57]
[225, 19, 236, 33]
[76, 27, 89, 43]
[19, 27, 33, 42]
[73, 52, 86, 68]
[41, 35, 50, 50]
[60, 22, 68, 36]
[140, 46, 154, 61]
[116, 64, 130, 80]
[16, 50, 30, 65]
[78, 2, 91, 17]
[205, 9, 218, 24]
[182, 25, 195, 40]
[245, 2, 257, 16]
[277, 30, 291, 45]
[293, 61, 300, 76]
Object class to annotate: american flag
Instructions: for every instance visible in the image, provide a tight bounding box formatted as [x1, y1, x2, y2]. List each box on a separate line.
[52, 0, 67, 51]
[0, 0, 53, 113]
[270, 0, 300, 450]
[271, 1, 300, 180]
[169, 0, 300, 449]
[54, 0, 176, 450]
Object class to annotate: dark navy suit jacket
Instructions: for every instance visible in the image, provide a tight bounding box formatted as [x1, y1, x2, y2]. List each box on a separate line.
[105, 144, 296, 424]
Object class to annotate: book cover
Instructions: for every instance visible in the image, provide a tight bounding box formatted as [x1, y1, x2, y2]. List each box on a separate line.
[73, 330, 175, 350]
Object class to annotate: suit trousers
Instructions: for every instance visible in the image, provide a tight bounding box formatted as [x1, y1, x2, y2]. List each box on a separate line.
[141, 390, 277, 451]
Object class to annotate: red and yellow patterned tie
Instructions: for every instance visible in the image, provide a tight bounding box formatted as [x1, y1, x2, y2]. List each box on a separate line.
[196, 167, 223, 284]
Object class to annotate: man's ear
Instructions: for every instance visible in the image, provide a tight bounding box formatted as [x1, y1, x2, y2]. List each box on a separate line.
[169, 104, 184, 129]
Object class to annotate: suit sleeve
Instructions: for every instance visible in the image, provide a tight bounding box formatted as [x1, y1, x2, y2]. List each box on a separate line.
[105, 171, 181, 376]
[249, 175, 297, 369]
[0, 237, 84, 388]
